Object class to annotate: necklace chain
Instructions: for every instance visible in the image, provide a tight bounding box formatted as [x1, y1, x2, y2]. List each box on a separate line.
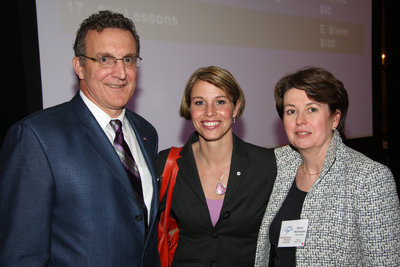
[197, 149, 227, 181]
[197, 147, 228, 195]
[301, 163, 321, 176]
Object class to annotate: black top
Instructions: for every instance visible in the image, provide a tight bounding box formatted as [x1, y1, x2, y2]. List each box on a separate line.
[269, 180, 307, 267]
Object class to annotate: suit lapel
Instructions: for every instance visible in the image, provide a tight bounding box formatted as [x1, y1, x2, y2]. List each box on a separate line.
[70, 94, 137, 201]
[176, 133, 251, 206]
[125, 113, 159, 227]
[268, 147, 301, 224]
[222, 135, 249, 206]
[177, 135, 208, 205]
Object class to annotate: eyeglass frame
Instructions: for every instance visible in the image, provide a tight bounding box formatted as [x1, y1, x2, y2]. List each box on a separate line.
[78, 54, 142, 68]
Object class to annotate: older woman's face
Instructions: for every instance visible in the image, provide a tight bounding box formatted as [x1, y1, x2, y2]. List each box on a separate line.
[283, 88, 340, 154]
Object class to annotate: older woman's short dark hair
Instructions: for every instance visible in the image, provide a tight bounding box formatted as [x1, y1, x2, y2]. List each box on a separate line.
[274, 66, 349, 138]
[180, 66, 246, 120]
[73, 10, 140, 60]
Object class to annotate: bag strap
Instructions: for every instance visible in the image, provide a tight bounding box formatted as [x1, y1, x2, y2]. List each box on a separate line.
[159, 146, 183, 202]
[159, 147, 182, 237]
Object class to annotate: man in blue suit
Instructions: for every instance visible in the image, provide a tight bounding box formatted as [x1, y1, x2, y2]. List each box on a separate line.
[0, 10, 160, 266]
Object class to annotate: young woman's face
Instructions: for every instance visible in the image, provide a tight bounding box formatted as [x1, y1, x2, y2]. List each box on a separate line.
[190, 80, 240, 142]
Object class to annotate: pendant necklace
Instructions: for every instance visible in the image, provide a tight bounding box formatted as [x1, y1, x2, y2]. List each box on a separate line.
[197, 147, 228, 195]
[215, 172, 227, 195]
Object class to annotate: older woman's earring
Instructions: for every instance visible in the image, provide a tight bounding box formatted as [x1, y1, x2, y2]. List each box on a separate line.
[233, 116, 236, 123]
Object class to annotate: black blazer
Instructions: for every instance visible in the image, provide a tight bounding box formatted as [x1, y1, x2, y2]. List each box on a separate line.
[0, 93, 160, 267]
[156, 133, 276, 267]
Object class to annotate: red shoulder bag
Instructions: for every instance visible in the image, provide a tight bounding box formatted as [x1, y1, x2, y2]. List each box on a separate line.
[158, 146, 182, 267]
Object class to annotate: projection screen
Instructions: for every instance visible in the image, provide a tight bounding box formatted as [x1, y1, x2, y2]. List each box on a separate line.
[36, 0, 372, 150]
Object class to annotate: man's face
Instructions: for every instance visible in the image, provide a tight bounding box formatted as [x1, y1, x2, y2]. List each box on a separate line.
[73, 28, 138, 118]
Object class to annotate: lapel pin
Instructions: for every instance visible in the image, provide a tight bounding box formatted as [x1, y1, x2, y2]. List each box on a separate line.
[236, 171, 241, 176]
[142, 137, 148, 141]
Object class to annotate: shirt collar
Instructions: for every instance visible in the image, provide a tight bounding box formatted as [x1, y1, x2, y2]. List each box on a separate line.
[79, 90, 126, 130]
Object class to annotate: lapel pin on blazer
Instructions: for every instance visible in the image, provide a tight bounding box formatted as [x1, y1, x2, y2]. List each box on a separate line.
[142, 137, 148, 141]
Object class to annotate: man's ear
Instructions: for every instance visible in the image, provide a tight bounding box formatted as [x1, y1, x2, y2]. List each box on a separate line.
[72, 57, 85, 80]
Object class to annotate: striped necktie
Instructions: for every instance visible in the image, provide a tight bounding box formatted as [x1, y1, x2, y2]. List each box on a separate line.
[110, 119, 147, 223]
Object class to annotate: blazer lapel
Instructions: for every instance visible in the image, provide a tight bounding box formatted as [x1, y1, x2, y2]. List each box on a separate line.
[125, 113, 159, 227]
[176, 133, 251, 206]
[177, 135, 208, 205]
[70, 94, 137, 201]
[266, 146, 301, 226]
[222, 135, 249, 206]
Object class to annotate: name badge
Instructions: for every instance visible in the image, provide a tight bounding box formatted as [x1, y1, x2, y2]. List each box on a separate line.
[278, 219, 308, 247]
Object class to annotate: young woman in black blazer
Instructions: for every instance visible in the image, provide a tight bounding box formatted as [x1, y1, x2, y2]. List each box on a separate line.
[157, 66, 277, 267]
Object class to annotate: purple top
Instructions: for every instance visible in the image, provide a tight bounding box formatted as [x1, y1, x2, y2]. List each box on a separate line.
[206, 198, 224, 227]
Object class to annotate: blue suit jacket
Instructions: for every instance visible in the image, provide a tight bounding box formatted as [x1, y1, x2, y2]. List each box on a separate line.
[0, 93, 160, 267]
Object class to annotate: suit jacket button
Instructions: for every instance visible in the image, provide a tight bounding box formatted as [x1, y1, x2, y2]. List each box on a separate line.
[211, 232, 218, 238]
[135, 215, 143, 221]
[222, 211, 230, 218]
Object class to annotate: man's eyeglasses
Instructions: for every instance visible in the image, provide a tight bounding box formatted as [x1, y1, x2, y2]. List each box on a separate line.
[79, 55, 142, 68]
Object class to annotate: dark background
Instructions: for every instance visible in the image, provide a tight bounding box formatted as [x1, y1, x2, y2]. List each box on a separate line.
[3, 0, 399, 194]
